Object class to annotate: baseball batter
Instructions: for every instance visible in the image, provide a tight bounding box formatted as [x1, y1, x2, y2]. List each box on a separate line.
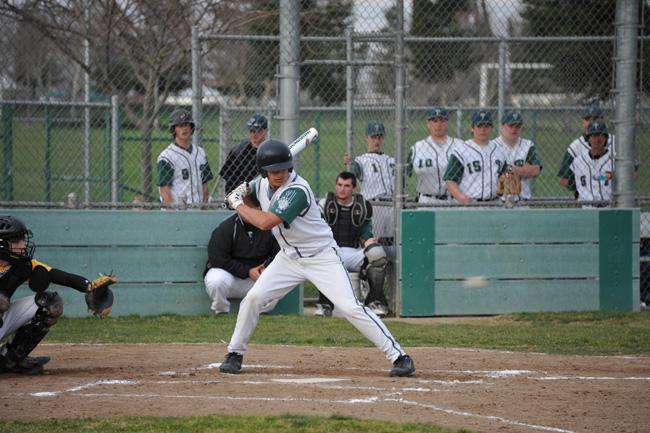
[491, 111, 542, 201]
[444, 109, 508, 203]
[219, 139, 415, 377]
[407, 107, 463, 204]
[157, 109, 213, 206]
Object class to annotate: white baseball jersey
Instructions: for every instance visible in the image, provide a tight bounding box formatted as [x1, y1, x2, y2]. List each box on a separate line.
[157, 143, 211, 204]
[408, 136, 463, 198]
[567, 134, 616, 160]
[444, 140, 508, 201]
[352, 152, 395, 199]
[491, 136, 542, 200]
[570, 146, 613, 202]
[226, 170, 406, 364]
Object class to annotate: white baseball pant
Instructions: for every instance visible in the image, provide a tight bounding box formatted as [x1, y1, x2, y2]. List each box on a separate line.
[226, 248, 405, 363]
[204, 268, 278, 314]
[0, 296, 37, 343]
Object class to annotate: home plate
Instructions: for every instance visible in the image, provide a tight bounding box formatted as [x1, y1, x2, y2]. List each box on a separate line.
[271, 378, 347, 384]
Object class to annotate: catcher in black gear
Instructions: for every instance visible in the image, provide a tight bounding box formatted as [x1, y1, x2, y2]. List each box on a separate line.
[0, 215, 117, 375]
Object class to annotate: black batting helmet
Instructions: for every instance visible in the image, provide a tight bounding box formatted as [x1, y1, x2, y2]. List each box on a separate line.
[0, 215, 35, 264]
[256, 139, 293, 177]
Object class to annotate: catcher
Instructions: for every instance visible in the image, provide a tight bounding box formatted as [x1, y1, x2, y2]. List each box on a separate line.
[0, 215, 116, 375]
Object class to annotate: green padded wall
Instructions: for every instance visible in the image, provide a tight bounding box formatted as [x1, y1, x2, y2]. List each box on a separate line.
[401, 208, 639, 316]
[7, 209, 303, 316]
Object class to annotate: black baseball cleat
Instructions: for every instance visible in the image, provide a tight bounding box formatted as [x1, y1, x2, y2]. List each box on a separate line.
[0, 355, 47, 375]
[23, 356, 51, 369]
[389, 354, 416, 377]
[219, 352, 243, 374]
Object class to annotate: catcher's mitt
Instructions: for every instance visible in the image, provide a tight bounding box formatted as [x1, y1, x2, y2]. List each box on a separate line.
[85, 273, 117, 317]
[497, 172, 522, 196]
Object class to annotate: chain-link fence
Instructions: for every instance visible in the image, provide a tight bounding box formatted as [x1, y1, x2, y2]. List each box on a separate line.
[1, 0, 649, 306]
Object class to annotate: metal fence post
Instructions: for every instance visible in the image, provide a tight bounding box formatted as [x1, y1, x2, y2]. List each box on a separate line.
[44, 105, 52, 202]
[346, 27, 355, 167]
[2, 104, 13, 201]
[394, 0, 406, 318]
[111, 95, 119, 205]
[278, 0, 300, 151]
[192, 26, 203, 148]
[613, 0, 639, 208]
[498, 40, 508, 122]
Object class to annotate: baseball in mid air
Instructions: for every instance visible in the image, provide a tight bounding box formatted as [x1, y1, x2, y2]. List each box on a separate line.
[462, 276, 488, 289]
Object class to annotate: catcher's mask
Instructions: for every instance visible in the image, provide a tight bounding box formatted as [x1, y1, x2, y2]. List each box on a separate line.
[0, 215, 35, 264]
[256, 139, 293, 178]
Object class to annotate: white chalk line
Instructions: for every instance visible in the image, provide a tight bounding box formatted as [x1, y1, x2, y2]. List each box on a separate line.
[392, 397, 578, 433]
[26, 389, 579, 433]
[30, 380, 136, 397]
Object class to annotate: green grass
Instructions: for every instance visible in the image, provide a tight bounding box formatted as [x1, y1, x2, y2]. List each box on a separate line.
[47, 311, 650, 356]
[0, 414, 470, 433]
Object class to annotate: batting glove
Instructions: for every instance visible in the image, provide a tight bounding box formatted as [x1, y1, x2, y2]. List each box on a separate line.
[232, 181, 251, 197]
[226, 190, 245, 209]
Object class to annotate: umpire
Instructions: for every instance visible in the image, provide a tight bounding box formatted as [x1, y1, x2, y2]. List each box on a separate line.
[204, 213, 279, 315]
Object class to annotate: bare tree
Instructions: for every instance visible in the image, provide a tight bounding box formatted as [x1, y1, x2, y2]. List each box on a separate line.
[0, 0, 250, 197]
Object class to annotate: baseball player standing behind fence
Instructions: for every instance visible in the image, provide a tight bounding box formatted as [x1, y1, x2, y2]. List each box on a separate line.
[407, 107, 463, 205]
[219, 114, 269, 196]
[157, 109, 214, 207]
[344, 122, 395, 240]
[219, 139, 415, 377]
[491, 111, 542, 202]
[444, 109, 508, 203]
[557, 106, 615, 197]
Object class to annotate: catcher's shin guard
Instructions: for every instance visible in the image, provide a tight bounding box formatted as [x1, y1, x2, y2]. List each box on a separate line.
[363, 265, 389, 306]
[2, 291, 63, 368]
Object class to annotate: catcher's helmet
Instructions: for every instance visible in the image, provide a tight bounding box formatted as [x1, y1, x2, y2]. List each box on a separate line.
[256, 139, 293, 177]
[168, 109, 195, 134]
[0, 215, 35, 263]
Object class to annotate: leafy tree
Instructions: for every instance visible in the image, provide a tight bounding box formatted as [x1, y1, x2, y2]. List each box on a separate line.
[521, 0, 650, 101]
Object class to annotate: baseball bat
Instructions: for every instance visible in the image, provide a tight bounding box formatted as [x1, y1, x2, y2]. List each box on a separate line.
[288, 127, 319, 157]
[224, 128, 319, 205]
[248, 127, 319, 184]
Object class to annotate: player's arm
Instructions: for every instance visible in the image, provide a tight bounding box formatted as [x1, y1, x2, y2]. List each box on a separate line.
[446, 181, 471, 204]
[512, 146, 542, 178]
[557, 151, 575, 189]
[443, 155, 471, 203]
[157, 159, 174, 204]
[159, 186, 173, 204]
[200, 161, 214, 203]
[236, 206, 283, 231]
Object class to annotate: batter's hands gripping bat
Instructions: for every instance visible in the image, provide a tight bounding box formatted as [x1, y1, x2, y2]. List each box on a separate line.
[226, 128, 319, 208]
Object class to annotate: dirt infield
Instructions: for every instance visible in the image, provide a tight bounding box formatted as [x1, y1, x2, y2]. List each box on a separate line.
[1, 343, 648, 433]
